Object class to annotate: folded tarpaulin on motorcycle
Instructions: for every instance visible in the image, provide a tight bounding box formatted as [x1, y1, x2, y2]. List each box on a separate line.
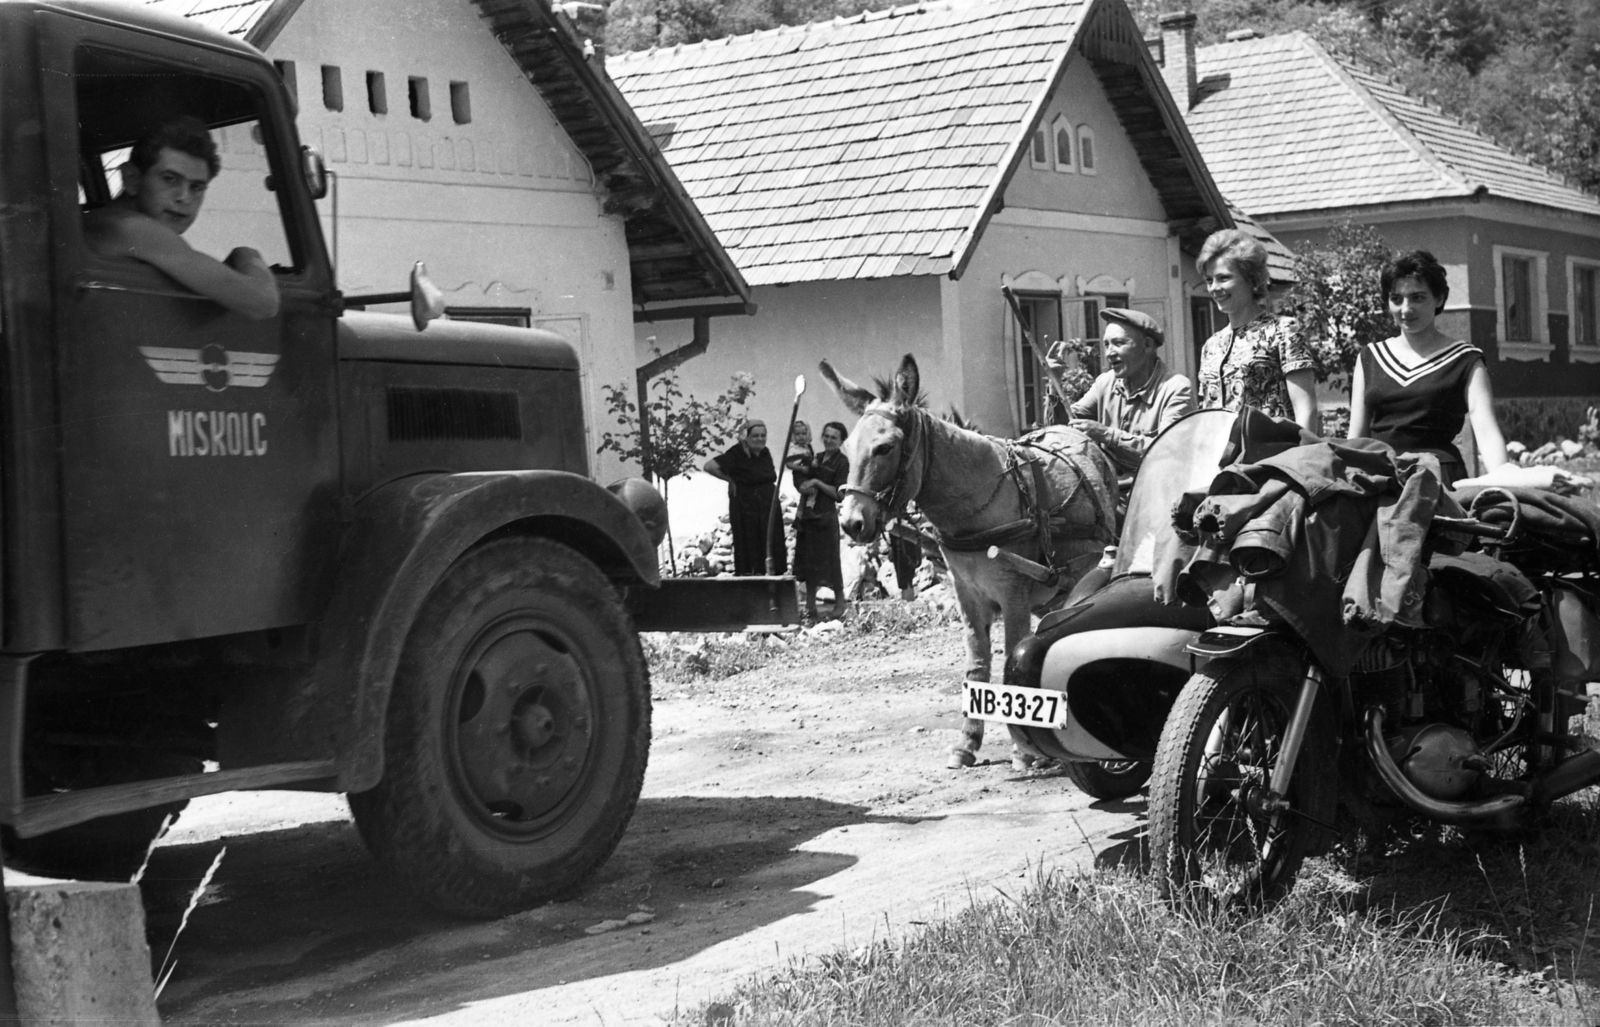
[1154, 407, 1467, 675]
[1450, 484, 1600, 570]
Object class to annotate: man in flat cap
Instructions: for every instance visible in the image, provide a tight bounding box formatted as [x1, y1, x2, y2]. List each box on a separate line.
[1048, 308, 1192, 486]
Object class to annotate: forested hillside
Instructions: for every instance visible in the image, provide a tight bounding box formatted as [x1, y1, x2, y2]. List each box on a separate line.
[598, 0, 1600, 196]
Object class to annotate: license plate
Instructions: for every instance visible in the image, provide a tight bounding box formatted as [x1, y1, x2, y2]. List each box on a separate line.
[962, 682, 1068, 729]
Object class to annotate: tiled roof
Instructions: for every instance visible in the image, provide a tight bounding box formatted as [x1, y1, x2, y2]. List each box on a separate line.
[135, 0, 278, 40]
[1229, 203, 1296, 284]
[1189, 32, 1600, 220]
[609, 0, 1095, 287]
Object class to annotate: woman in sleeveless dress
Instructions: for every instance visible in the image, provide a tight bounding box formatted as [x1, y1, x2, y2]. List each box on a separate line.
[1348, 250, 1509, 486]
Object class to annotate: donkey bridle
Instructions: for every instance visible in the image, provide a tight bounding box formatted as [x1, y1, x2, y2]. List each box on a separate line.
[838, 406, 925, 518]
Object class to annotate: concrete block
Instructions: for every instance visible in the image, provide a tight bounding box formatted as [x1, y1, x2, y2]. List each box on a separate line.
[6, 875, 160, 1025]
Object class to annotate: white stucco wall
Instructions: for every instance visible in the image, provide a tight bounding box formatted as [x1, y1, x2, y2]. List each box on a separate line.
[1004, 57, 1169, 222]
[194, 0, 638, 481]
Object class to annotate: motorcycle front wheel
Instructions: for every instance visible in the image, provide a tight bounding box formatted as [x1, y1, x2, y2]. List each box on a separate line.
[1148, 653, 1335, 907]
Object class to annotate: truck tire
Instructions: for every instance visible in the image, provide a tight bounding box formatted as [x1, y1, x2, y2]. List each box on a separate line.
[348, 536, 650, 917]
[1062, 760, 1150, 800]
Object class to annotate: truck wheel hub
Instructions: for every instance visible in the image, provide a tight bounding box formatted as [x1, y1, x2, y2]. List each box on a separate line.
[452, 624, 594, 825]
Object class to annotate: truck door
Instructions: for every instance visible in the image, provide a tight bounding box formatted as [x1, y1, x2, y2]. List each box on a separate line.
[41, 19, 340, 650]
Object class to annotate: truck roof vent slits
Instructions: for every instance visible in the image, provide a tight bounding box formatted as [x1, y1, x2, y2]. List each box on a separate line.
[386, 387, 522, 442]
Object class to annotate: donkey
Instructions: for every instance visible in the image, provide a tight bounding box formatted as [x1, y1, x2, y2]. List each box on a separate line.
[821, 354, 1118, 770]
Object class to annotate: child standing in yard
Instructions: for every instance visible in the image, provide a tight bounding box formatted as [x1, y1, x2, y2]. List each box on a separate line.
[1348, 250, 1510, 486]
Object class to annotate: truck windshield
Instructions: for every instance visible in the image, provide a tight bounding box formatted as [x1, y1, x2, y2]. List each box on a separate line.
[1112, 409, 1236, 579]
[75, 45, 297, 272]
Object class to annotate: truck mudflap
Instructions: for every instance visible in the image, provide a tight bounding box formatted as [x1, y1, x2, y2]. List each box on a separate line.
[625, 577, 800, 632]
[312, 469, 661, 794]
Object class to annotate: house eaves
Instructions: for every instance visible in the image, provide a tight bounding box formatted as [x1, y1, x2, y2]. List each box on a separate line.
[469, 0, 751, 310]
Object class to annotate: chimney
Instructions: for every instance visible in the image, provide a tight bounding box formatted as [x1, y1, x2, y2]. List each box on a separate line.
[1158, 11, 1198, 112]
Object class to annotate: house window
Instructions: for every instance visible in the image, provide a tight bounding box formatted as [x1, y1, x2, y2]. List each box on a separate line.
[446, 306, 531, 328]
[1077, 125, 1097, 175]
[1030, 128, 1048, 169]
[1504, 256, 1533, 341]
[273, 60, 297, 106]
[450, 81, 472, 125]
[1570, 258, 1599, 360]
[1052, 115, 1075, 172]
[321, 64, 343, 112]
[367, 71, 387, 115]
[1012, 292, 1063, 427]
[1492, 245, 1550, 360]
[409, 76, 432, 121]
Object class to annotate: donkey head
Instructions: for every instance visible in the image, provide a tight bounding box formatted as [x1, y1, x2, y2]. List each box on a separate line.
[820, 354, 926, 542]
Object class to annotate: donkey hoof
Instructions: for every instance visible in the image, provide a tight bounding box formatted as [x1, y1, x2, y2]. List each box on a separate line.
[947, 747, 978, 769]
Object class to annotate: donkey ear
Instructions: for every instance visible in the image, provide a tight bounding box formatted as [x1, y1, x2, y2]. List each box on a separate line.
[892, 354, 920, 406]
[820, 359, 873, 416]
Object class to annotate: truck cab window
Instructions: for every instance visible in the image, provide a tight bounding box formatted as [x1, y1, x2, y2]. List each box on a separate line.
[75, 45, 298, 276]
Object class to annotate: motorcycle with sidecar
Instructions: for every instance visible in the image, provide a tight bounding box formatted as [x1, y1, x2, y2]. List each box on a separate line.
[968, 408, 1600, 903]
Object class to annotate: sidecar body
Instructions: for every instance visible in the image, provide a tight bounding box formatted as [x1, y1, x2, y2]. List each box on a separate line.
[977, 410, 1234, 763]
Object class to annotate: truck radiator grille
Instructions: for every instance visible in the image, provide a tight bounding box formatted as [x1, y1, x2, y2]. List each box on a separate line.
[386, 387, 522, 441]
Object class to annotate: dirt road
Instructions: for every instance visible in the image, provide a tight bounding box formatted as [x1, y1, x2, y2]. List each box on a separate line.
[146, 619, 1140, 1026]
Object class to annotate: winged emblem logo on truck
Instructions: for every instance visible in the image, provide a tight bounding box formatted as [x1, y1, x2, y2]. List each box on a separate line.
[139, 344, 280, 392]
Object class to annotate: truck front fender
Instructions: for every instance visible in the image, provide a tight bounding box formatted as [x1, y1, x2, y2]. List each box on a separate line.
[315, 470, 660, 793]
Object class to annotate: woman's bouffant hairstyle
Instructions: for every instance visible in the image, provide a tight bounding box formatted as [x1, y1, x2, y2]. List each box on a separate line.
[1379, 250, 1450, 315]
[823, 420, 848, 441]
[1197, 229, 1271, 301]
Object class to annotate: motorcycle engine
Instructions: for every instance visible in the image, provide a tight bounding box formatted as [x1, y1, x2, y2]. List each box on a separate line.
[1386, 723, 1483, 800]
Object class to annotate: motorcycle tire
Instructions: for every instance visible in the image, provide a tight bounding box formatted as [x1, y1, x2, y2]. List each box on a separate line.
[1062, 760, 1151, 800]
[1148, 651, 1336, 907]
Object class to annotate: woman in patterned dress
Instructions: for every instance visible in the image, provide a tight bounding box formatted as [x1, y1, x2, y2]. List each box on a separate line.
[792, 421, 850, 620]
[1195, 229, 1319, 431]
[1348, 250, 1508, 486]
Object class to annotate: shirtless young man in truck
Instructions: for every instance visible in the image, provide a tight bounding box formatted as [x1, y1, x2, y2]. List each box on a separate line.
[83, 115, 280, 320]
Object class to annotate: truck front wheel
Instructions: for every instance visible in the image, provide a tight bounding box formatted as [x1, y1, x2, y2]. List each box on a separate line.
[348, 536, 650, 917]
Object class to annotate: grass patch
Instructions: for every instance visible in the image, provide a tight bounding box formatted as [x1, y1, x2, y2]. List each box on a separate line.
[683, 800, 1600, 1027]
[692, 863, 1583, 1026]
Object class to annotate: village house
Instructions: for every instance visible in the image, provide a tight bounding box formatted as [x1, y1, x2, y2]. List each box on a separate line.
[1154, 15, 1600, 411]
[140, 0, 750, 479]
[609, 0, 1266, 440]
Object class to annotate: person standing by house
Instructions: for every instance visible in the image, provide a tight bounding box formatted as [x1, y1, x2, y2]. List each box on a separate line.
[1347, 250, 1509, 486]
[1050, 307, 1193, 490]
[1196, 229, 1318, 432]
[792, 421, 850, 620]
[703, 420, 783, 575]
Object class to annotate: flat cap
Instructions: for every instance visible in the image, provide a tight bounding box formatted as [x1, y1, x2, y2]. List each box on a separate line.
[1098, 307, 1163, 346]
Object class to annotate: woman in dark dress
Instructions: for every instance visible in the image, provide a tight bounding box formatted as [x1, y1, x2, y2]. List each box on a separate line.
[703, 419, 784, 575]
[792, 421, 850, 619]
[1348, 250, 1509, 486]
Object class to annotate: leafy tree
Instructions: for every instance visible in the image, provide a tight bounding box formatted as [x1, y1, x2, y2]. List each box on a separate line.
[597, 359, 756, 570]
[1282, 221, 1394, 394]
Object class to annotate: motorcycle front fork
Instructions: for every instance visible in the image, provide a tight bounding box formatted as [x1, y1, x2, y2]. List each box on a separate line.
[1262, 664, 1324, 811]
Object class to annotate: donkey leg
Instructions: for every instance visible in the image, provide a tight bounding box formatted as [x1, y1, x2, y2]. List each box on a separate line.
[947, 589, 994, 769]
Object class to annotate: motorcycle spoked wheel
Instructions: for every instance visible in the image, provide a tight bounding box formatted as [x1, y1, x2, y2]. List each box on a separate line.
[1062, 760, 1151, 800]
[1148, 653, 1335, 907]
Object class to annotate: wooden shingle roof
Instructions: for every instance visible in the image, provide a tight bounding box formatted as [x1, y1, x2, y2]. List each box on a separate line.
[610, 0, 1232, 287]
[1189, 32, 1600, 220]
[137, 0, 300, 47]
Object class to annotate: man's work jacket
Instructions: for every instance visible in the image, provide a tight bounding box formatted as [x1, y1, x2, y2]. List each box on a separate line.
[1068, 358, 1194, 477]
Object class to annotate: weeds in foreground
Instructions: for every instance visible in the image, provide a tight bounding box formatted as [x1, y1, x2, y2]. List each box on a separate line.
[683, 859, 1591, 1026]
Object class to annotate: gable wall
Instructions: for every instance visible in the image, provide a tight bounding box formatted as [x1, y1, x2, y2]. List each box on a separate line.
[255, 0, 636, 478]
[1002, 56, 1167, 221]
